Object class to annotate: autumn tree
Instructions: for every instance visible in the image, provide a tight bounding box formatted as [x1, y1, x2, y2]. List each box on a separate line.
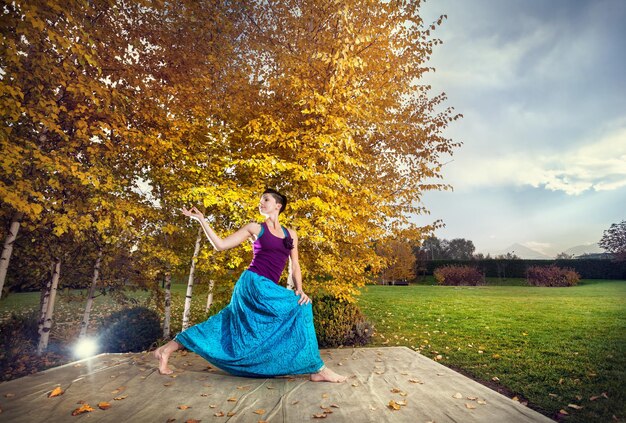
[377, 239, 416, 284]
[599, 220, 626, 261]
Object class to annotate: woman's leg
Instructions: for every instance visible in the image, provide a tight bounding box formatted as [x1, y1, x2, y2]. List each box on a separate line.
[309, 364, 347, 383]
[154, 340, 182, 375]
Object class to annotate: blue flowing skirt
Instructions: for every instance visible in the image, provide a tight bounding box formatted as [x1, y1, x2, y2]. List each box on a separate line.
[174, 270, 324, 377]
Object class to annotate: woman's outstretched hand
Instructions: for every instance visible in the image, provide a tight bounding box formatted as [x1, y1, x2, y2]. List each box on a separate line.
[295, 289, 311, 305]
[181, 206, 205, 221]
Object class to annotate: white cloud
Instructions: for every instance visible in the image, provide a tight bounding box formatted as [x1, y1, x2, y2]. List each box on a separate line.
[444, 122, 626, 195]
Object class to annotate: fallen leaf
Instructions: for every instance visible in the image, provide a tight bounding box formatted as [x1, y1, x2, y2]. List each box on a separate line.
[164, 383, 173, 387]
[113, 396, 128, 401]
[388, 400, 401, 410]
[559, 409, 569, 415]
[291, 401, 299, 405]
[4, 393, 15, 398]
[321, 407, 333, 414]
[409, 379, 423, 384]
[512, 396, 519, 402]
[49, 387, 64, 398]
[214, 411, 224, 417]
[568, 404, 583, 410]
[227, 397, 237, 402]
[209, 405, 216, 408]
[477, 400, 487, 405]
[254, 409, 266, 415]
[492, 377, 500, 382]
[351, 382, 359, 387]
[166, 419, 176, 423]
[390, 388, 403, 393]
[467, 396, 478, 401]
[312, 413, 327, 418]
[98, 402, 111, 410]
[237, 385, 250, 390]
[452, 393, 463, 399]
[602, 392, 609, 399]
[266, 386, 275, 390]
[200, 394, 209, 397]
[548, 393, 558, 398]
[369, 405, 377, 411]
[396, 400, 407, 406]
[465, 403, 476, 409]
[178, 405, 191, 410]
[186, 420, 201, 423]
[330, 404, 339, 408]
[227, 412, 236, 417]
[71, 404, 94, 416]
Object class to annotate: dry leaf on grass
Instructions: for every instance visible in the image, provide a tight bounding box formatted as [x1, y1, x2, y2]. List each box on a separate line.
[568, 404, 583, 410]
[559, 409, 569, 415]
[49, 387, 64, 398]
[71, 404, 94, 416]
[98, 402, 111, 410]
[492, 377, 500, 382]
[253, 409, 266, 415]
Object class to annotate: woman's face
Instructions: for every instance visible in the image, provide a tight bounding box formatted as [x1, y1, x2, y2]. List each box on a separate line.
[259, 193, 280, 216]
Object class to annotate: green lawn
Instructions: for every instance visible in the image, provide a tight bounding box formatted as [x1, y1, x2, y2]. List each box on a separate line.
[357, 280, 626, 423]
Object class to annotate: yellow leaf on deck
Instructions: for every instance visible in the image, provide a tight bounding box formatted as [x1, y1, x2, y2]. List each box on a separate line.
[98, 402, 111, 410]
[71, 404, 94, 416]
[49, 387, 64, 397]
[253, 409, 266, 414]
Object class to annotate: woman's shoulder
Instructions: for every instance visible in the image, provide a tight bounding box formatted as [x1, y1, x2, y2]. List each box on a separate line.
[244, 221, 263, 235]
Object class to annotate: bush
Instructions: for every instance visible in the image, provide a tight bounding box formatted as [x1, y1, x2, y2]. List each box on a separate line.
[99, 307, 161, 353]
[312, 295, 373, 348]
[434, 265, 484, 286]
[526, 265, 580, 287]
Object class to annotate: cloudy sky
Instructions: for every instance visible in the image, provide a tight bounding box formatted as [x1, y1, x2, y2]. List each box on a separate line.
[413, 0, 626, 256]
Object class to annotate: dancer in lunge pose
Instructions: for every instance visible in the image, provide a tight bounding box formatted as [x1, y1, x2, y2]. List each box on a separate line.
[154, 189, 346, 383]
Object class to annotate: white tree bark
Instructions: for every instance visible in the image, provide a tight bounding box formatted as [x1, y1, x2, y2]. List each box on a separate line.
[205, 279, 215, 312]
[79, 249, 103, 338]
[182, 228, 202, 330]
[38, 263, 55, 334]
[162, 269, 172, 339]
[37, 258, 61, 354]
[0, 211, 23, 299]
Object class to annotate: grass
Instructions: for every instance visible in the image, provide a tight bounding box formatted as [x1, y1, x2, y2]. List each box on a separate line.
[357, 280, 626, 423]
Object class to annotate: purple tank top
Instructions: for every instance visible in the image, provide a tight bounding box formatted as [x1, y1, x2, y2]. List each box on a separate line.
[247, 222, 293, 283]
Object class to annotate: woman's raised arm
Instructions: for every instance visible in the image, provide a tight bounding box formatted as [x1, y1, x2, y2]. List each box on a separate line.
[182, 206, 259, 251]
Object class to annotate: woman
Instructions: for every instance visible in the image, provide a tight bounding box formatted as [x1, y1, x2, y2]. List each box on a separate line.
[154, 189, 346, 383]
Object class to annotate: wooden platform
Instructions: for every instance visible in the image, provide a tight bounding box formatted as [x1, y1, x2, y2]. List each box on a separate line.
[0, 346, 554, 422]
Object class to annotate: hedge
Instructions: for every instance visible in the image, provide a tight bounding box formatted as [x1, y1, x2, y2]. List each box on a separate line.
[421, 259, 626, 280]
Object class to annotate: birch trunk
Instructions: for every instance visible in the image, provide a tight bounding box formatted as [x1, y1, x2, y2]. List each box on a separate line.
[37, 258, 61, 354]
[182, 228, 202, 330]
[205, 279, 215, 312]
[0, 211, 23, 299]
[38, 263, 55, 332]
[79, 249, 103, 338]
[162, 269, 172, 339]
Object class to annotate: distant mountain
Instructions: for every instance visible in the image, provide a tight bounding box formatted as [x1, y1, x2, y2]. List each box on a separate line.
[563, 243, 603, 257]
[496, 243, 552, 260]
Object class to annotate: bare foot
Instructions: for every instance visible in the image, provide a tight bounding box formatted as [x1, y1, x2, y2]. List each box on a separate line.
[154, 345, 174, 375]
[310, 366, 347, 383]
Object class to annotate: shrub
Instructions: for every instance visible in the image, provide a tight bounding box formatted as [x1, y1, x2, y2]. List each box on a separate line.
[99, 307, 161, 353]
[526, 265, 580, 287]
[312, 295, 373, 348]
[434, 265, 484, 286]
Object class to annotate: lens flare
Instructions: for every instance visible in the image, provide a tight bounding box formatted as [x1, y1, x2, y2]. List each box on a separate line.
[74, 338, 98, 359]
